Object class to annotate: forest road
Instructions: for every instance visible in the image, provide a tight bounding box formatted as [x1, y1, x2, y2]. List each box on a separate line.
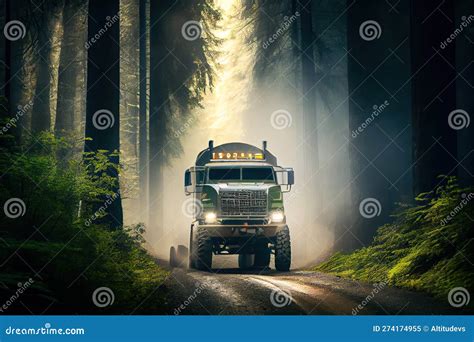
[160, 257, 456, 315]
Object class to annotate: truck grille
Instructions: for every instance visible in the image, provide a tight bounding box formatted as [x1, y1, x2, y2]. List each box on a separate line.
[220, 190, 267, 216]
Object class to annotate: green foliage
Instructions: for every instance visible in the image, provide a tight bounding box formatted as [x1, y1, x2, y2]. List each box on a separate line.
[0, 133, 169, 313]
[155, 1, 221, 163]
[315, 177, 474, 300]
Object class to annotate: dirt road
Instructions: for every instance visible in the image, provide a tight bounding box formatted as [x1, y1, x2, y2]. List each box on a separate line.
[160, 257, 457, 315]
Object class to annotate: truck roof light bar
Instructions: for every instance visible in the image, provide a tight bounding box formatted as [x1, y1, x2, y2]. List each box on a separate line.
[195, 142, 278, 166]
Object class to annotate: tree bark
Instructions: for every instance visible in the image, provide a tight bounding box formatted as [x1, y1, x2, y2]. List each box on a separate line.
[0, 0, 6, 99]
[55, 0, 85, 136]
[84, 0, 123, 228]
[31, 13, 55, 132]
[455, 1, 474, 186]
[2, 0, 28, 141]
[410, 0, 457, 195]
[299, 0, 320, 253]
[149, 0, 171, 239]
[300, 0, 319, 174]
[139, 0, 148, 221]
[347, 0, 412, 247]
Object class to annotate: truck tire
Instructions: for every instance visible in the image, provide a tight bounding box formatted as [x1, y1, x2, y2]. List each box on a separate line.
[189, 225, 196, 269]
[275, 226, 291, 272]
[177, 245, 188, 268]
[254, 243, 270, 268]
[195, 226, 213, 271]
[238, 254, 254, 269]
[169, 246, 177, 268]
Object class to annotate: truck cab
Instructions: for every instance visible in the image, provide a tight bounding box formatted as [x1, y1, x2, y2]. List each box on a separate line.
[179, 140, 294, 271]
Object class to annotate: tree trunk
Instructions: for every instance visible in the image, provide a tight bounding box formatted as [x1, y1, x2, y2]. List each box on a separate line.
[84, 0, 123, 228]
[3, 0, 28, 142]
[308, 0, 353, 254]
[119, 0, 140, 223]
[0, 0, 6, 99]
[299, 0, 320, 254]
[55, 0, 85, 136]
[300, 0, 319, 176]
[410, 0, 457, 195]
[347, 0, 412, 247]
[139, 0, 148, 221]
[31, 14, 55, 132]
[149, 0, 171, 240]
[455, 1, 474, 186]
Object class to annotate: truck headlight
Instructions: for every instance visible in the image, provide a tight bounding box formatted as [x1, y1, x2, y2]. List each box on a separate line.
[205, 212, 217, 224]
[270, 211, 284, 223]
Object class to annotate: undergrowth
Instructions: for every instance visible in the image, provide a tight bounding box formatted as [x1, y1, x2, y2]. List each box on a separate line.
[0, 132, 169, 314]
[315, 177, 474, 302]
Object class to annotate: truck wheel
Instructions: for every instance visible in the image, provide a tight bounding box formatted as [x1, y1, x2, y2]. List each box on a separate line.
[177, 245, 188, 268]
[169, 246, 177, 268]
[254, 243, 270, 268]
[275, 226, 291, 272]
[238, 254, 254, 269]
[195, 226, 213, 271]
[189, 226, 196, 269]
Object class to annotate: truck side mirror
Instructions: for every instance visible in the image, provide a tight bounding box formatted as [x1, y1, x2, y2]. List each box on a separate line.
[184, 168, 204, 195]
[184, 169, 193, 194]
[184, 170, 192, 187]
[287, 170, 294, 185]
[275, 167, 294, 192]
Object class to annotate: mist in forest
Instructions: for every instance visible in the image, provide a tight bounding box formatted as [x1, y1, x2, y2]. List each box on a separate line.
[139, 0, 351, 268]
[91, 0, 472, 268]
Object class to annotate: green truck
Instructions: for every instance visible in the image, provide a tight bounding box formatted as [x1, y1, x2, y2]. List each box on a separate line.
[170, 140, 294, 272]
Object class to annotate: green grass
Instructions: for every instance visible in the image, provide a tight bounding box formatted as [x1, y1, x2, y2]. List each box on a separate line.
[314, 178, 474, 300]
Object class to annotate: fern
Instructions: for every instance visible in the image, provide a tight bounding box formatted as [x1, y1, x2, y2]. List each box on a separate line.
[315, 177, 474, 300]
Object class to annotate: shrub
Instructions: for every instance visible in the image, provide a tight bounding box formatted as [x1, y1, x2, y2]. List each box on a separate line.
[315, 177, 474, 300]
[0, 133, 168, 314]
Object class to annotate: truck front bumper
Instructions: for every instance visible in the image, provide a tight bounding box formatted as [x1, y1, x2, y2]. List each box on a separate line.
[199, 223, 286, 238]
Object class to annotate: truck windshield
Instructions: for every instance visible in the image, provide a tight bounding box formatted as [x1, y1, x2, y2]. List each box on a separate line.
[242, 167, 274, 181]
[208, 168, 240, 181]
[208, 167, 274, 182]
